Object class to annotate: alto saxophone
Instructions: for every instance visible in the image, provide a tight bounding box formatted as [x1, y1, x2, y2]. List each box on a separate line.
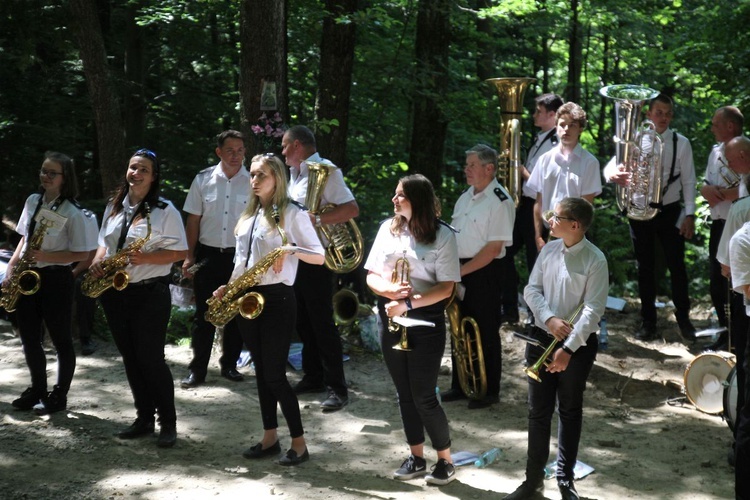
[204, 205, 290, 327]
[0, 217, 54, 313]
[81, 203, 152, 298]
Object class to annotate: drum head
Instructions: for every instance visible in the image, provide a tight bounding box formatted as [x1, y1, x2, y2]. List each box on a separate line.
[723, 366, 739, 430]
[684, 352, 735, 414]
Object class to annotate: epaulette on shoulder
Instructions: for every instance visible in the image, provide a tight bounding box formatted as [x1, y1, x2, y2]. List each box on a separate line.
[154, 198, 169, 210]
[198, 165, 214, 176]
[551, 133, 559, 146]
[290, 199, 308, 211]
[494, 187, 509, 202]
[67, 198, 83, 209]
[437, 219, 458, 233]
[733, 195, 750, 205]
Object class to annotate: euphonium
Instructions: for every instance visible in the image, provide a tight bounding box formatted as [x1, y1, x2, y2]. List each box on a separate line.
[390, 251, 411, 351]
[81, 204, 152, 299]
[204, 205, 290, 327]
[305, 161, 364, 274]
[445, 286, 486, 400]
[524, 302, 585, 383]
[0, 217, 54, 313]
[486, 77, 536, 207]
[600, 84, 664, 221]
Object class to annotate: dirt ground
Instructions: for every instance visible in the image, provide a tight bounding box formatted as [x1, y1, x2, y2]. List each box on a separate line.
[0, 298, 738, 500]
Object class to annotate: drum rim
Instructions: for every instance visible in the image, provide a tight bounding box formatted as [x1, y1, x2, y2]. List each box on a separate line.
[683, 352, 735, 414]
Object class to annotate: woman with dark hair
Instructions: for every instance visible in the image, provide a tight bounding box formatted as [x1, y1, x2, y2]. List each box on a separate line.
[5, 151, 96, 414]
[365, 174, 461, 486]
[215, 154, 324, 465]
[88, 149, 187, 448]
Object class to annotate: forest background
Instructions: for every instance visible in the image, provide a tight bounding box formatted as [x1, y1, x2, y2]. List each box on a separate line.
[2, 0, 749, 309]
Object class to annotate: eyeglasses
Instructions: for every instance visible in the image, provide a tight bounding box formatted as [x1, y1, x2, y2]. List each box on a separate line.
[39, 169, 64, 179]
[544, 211, 577, 223]
[133, 148, 157, 161]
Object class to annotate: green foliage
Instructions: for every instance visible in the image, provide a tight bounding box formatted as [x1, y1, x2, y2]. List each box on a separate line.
[166, 306, 194, 345]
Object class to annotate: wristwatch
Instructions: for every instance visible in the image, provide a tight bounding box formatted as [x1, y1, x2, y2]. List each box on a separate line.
[315, 214, 322, 227]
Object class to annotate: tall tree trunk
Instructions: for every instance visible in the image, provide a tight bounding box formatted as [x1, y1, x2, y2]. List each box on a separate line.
[408, 0, 451, 186]
[69, 0, 125, 197]
[124, 4, 146, 149]
[475, 0, 494, 83]
[564, 0, 583, 104]
[239, 0, 288, 156]
[315, 0, 357, 169]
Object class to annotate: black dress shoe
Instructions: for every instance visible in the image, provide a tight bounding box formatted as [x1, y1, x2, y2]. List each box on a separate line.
[467, 394, 499, 410]
[117, 418, 155, 439]
[677, 318, 696, 342]
[635, 321, 658, 341]
[293, 377, 326, 394]
[12, 387, 44, 410]
[181, 372, 205, 389]
[504, 480, 544, 500]
[439, 388, 467, 402]
[320, 391, 349, 411]
[157, 425, 177, 448]
[221, 368, 244, 382]
[278, 447, 309, 466]
[243, 440, 281, 459]
[558, 479, 580, 500]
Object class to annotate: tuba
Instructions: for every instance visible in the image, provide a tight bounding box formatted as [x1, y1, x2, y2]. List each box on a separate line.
[0, 217, 54, 313]
[445, 286, 486, 400]
[81, 204, 151, 298]
[204, 205, 290, 327]
[486, 77, 536, 206]
[305, 162, 364, 274]
[332, 287, 371, 326]
[600, 84, 664, 221]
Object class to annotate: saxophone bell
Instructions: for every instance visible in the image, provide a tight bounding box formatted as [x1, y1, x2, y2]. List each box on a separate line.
[237, 291, 265, 320]
[112, 270, 130, 291]
[17, 270, 41, 295]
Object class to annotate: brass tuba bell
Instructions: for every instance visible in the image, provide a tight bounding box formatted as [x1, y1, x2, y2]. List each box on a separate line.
[445, 285, 486, 400]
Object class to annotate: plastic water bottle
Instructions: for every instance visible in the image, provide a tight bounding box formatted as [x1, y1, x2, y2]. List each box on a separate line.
[599, 317, 608, 351]
[544, 460, 557, 479]
[435, 387, 441, 404]
[474, 447, 502, 468]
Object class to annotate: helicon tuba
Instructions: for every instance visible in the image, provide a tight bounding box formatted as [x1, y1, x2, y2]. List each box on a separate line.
[600, 84, 664, 221]
[305, 162, 364, 274]
[486, 77, 536, 207]
[445, 286, 486, 400]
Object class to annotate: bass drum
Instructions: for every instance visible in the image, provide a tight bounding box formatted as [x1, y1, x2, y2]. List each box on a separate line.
[683, 351, 735, 415]
[723, 366, 739, 431]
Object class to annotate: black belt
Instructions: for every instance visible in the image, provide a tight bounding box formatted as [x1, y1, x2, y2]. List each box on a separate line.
[202, 245, 235, 254]
[35, 265, 71, 272]
[129, 275, 170, 288]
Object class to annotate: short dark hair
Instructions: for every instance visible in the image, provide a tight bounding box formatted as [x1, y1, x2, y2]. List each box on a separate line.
[465, 144, 498, 170]
[536, 93, 564, 114]
[44, 151, 79, 199]
[216, 130, 245, 148]
[285, 125, 317, 148]
[719, 106, 744, 134]
[556, 102, 588, 130]
[649, 93, 674, 109]
[558, 197, 594, 231]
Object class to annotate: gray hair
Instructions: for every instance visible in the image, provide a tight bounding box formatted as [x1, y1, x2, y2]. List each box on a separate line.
[465, 144, 498, 170]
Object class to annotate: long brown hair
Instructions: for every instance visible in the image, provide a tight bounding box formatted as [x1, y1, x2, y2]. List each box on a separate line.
[390, 174, 440, 244]
[108, 148, 161, 220]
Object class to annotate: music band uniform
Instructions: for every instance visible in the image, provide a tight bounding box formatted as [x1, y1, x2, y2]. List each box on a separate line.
[288, 152, 351, 402]
[450, 178, 514, 402]
[73, 208, 100, 354]
[183, 162, 249, 383]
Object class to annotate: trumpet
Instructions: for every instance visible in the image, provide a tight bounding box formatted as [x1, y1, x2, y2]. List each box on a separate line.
[524, 302, 585, 382]
[719, 157, 741, 188]
[390, 251, 411, 351]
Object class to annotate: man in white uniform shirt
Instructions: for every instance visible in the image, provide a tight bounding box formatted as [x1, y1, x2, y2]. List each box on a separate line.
[699, 106, 743, 336]
[441, 144, 514, 409]
[501, 93, 563, 325]
[281, 125, 359, 411]
[181, 130, 250, 388]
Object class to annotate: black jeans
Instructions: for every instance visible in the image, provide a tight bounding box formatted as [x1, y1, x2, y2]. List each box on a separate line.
[293, 261, 347, 396]
[736, 317, 750, 499]
[16, 266, 76, 394]
[709, 219, 729, 327]
[629, 202, 690, 323]
[501, 195, 538, 313]
[100, 278, 175, 426]
[524, 328, 597, 483]
[731, 291, 749, 436]
[237, 284, 303, 438]
[451, 259, 503, 397]
[379, 298, 451, 451]
[189, 246, 243, 377]
[74, 272, 97, 342]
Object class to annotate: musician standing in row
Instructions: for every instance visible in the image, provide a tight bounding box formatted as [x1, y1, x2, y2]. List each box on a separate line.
[365, 174, 460, 486]
[500, 93, 562, 325]
[221, 154, 324, 466]
[181, 130, 249, 388]
[527, 101, 601, 251]
[441, 144, 514, 409]
[604, 94, 697, 342]
[5, 152, 95, 414]
[506, 197, 607, 500]
[73, 209, 101, 356]
[90, 149, 187, 448]
[700, 106, 744, 349]
[281, 125, 357, 411]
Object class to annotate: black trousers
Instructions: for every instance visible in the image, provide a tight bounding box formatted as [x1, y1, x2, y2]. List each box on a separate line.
[501, 195, 538, 313]
[731, 291, 749, 436]
[450, 259, 503, 397]
[709, 219, 729, 327]
[74, 272, 97, 342]
[379, 298, 451, 451]
[237, 284, 303, 438]
[629, 202, 691, 323]
[293, 261, 347, 396]
[736, 316, 750, 499]
[16, 266, 76, 394]
[524, 328, 597, 483]
[188, 246, 243, 377]
[100, 278, 176, 426]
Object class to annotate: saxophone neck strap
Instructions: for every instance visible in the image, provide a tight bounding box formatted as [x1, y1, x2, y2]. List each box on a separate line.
[28, 194, 65, 236]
